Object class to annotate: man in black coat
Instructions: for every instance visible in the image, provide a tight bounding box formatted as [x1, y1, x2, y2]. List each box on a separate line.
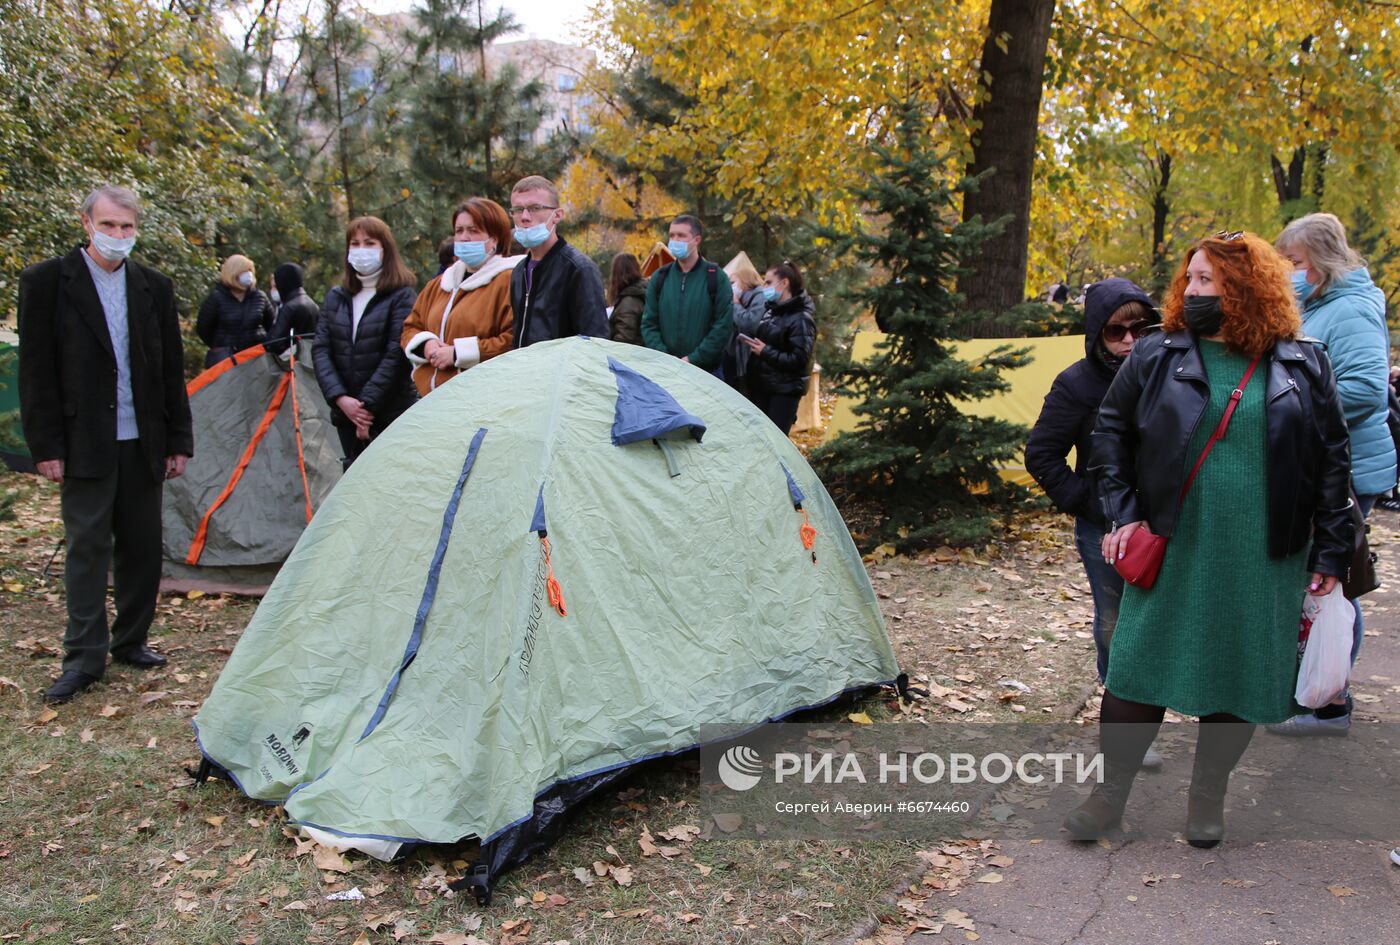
[506, 176, 608, 348]
[18, 185, 194, 703]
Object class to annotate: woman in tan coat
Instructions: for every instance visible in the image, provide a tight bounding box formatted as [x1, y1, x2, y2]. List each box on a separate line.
[402, 197, 522, 396]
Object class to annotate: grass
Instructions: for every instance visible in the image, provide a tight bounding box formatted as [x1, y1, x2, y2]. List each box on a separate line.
[0, 470, 1100, 944]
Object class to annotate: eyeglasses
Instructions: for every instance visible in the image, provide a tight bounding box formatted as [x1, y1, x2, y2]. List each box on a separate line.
[1102, 320, 1152, 343]
[1213, 230, 1245, 242]
[509, 204, 558, 219]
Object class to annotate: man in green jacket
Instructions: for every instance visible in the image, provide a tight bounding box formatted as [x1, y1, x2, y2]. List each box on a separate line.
[641, 215, 734, 373]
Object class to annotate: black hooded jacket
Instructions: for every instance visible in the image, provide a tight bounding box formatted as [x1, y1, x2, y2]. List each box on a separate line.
[1025, 278, 1157, 527]
[268, 263, 320, 352]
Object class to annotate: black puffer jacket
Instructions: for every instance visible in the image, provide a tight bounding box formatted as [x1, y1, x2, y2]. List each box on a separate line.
[1025, 278, 1157, 527]
[1090, 331, 1353, 576]
[196, 283, 274, 353]
[313, 284, 417, 427]
[750, 292, 816, 396]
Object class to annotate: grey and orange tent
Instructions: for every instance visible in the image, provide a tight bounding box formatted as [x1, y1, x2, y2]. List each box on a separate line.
[162, 339, 341, 595]
[0, 328, 33, 473]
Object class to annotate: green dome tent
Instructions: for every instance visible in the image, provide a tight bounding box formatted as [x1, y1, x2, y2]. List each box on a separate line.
[162, 339, 341, 594]
[193, 337, 900, 902]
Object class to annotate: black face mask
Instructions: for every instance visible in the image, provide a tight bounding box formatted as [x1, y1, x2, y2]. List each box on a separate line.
[1183, 295, 1224, 336]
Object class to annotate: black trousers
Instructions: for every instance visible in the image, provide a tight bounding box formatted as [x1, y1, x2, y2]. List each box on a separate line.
[750, 389, 802, 436]
[60, 440, 163, 677]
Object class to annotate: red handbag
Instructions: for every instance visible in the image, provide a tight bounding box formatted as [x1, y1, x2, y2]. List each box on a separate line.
[1113, 353, 1261, 589]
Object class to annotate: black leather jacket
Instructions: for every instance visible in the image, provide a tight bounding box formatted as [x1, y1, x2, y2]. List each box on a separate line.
[1089, 331, 1353, 577]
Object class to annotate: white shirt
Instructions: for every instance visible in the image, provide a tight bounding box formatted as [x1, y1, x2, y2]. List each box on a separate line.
[80, 249, 139, 441]
[351, 269, 381, 341]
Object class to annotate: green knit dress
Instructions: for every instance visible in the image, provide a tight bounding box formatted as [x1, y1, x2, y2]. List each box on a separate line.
[1105, 340, 1309, 724]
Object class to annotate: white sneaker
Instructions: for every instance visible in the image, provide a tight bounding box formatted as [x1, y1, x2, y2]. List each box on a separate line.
[1140, 746, 1166, 769]
[1390, 847, 1400, 867]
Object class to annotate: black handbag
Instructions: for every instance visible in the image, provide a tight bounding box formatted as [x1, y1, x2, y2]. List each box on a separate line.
[1342, 491, 1379, 599]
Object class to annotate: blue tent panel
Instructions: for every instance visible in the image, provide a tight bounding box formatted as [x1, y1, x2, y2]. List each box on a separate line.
[608, 357, 706, 445]
[782, 464, 805, 507]
[530, 484, 547, 535]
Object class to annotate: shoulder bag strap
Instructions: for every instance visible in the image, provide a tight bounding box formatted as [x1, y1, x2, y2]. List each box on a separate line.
[1178, 353, 1263, 502]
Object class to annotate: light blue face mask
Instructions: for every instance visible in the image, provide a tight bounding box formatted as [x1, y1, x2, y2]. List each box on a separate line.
[762, 286, 779, 303]
[667, 238, 692, 261]
[455, 241, 491, 267]
[1291, 268, 1313, 300]
[514, 223, 551, 249]
[347, 247, 383, 275]
[91, 230, 135, 262]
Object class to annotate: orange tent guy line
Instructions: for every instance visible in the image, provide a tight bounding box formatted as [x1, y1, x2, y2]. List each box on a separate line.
[185, 372, 292, 565]
[186, 344, 269, 397]
[287, 349, 313, 524]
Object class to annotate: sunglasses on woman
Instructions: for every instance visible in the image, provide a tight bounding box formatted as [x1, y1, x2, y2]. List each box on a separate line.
[1102, 320, 1152, 343]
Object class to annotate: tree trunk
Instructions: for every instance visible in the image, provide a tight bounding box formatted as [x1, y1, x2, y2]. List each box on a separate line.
[477, 0, 493, 183]
[327, 0, 355, 219]
[960, 0, 1056, 333]
[1150, 151, 1172, 294]
[1271, 146, 1305, 205]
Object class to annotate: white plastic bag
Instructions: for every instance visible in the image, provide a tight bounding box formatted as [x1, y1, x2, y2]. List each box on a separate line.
[1295, 585, 1353, 708]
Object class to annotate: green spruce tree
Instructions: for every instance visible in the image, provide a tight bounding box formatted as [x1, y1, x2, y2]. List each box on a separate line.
[814, 99, 1030, 550]
[403, 1, 548, 233]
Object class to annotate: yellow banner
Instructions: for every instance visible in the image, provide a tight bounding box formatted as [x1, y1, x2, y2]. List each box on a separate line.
[825, 332, 1087, 487]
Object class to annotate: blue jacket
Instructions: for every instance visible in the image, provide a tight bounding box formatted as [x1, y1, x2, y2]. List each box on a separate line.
[1297, 267, 1395, 495]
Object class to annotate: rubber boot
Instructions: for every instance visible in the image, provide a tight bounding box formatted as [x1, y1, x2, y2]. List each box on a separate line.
[1063, 764, 1136, 840]
[1185, 757, 1232, 848]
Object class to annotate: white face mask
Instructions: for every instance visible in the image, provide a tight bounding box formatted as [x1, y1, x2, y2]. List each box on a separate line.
[270, 289, 281, 304]
[237, 271, 255, 288]
[91, 230, 136, 262]
[347, 247, 383, 275]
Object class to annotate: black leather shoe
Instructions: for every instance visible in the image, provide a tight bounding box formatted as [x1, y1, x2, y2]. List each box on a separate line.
[112, 645, 167, 668]
[45, 670, 100, 703]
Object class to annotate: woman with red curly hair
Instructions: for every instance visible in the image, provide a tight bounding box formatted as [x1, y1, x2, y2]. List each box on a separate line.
[1065, 232, 1353, 848]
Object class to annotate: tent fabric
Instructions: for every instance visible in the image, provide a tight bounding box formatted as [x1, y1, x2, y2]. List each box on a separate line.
[782, 464, 806, 507]
[0, 330, 33, 473]
[193, 337, 899, 899]
[640, 243, 675, 277]
[825, 332, 1085, 487]
[530, 483, 548, 534]
[360, 427, 487, 743]
[608, 356, 706, 444]
[162, 338, 341, 593]
[185, 371, 293, 565]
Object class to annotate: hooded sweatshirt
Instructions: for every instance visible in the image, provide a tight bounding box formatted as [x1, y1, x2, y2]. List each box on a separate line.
[1025, 278, 1158, 525]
